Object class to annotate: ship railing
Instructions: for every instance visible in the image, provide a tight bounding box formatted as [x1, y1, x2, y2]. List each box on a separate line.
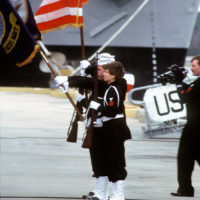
[128, 84, 186, 138]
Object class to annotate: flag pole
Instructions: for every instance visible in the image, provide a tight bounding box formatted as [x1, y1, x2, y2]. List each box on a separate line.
[72, 0, 149, 75]
[79, 25, 88, 97]
[80, 25, 86, 60]
[66, 25, 86, 143]
[39, 49, 84, 121]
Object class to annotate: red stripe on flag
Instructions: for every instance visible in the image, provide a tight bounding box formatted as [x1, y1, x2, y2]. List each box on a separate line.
[35, 0, 82, 15]
[35, 0, 87, 32]
[37, 15, 83, 31]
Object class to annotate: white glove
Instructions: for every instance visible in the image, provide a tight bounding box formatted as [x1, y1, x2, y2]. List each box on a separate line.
[54, 76, 68, 85]
[76, 93, 85, 102]
[80, 60, 91, 76]
[93, 118, 103, 127]
[59, 81, 69, 93]
[84, 117, 103, 128]
[89, 100, 100, 110]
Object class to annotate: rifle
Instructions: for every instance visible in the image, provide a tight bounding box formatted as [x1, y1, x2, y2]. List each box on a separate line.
[66, 60, 98, 143]
[82, 53, 98, 149]
[66, 90, 84, 142]
[39, 41, 84, 143]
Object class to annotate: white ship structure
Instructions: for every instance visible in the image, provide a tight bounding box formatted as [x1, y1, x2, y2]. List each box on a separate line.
[0, 0, 199, 88]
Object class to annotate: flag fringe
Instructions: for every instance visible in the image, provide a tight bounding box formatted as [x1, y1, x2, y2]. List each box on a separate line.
[40, 23, 84, 34]
[83, 0, 89, 5]
[16, 44, 40, 67]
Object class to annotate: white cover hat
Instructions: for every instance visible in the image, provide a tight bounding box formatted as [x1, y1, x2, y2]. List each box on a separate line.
[98, 53, 115, 65]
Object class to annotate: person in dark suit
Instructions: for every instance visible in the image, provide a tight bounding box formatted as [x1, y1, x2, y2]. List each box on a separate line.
[88, 61, 131, 200]
[55, 54, 130, 200]
[171, 54, 200, 197]
[55, 60, 131, 200]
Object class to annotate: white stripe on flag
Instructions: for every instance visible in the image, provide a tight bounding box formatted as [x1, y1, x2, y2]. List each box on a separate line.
[35, 7, 83, 23]
[40, 0, 60, 7]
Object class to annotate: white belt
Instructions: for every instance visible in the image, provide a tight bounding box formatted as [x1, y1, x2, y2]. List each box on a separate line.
[101, 114, 124, 122]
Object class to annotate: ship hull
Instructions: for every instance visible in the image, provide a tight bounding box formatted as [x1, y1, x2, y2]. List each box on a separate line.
[1, 0, 198, 89]
[0, 45, 186, 88]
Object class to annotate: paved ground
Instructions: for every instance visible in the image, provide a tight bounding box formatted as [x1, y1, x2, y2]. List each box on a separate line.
[0, 90, 200, 200]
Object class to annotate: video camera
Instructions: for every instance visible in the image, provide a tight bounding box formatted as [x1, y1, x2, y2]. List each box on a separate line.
[85, 60, 97, 77]
[157, 64, 188, 85]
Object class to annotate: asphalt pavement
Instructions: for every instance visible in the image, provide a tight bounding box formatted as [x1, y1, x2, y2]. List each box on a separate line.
[0, 88, 200, 200]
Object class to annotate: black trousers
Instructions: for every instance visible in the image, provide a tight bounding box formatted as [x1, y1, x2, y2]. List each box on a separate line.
[177, 123, 200, 195]
[90, 119, 128, 182]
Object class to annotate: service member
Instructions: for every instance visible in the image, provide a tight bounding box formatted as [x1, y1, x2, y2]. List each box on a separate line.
[171, 54, 200, 197]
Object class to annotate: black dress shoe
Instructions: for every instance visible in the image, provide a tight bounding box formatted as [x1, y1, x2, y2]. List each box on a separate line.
[171, 192, 194, 197]
[82, 192, 95, 199]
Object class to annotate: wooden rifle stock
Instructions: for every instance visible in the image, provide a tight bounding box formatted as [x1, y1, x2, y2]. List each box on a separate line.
[66, 110, 78, 142]
[82, 121, 94, 148]
[66, 101, 83, 142]
[81, 84, 97, 148]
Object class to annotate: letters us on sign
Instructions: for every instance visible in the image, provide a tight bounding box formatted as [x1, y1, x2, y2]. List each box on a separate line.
[143, 84, 186, 122]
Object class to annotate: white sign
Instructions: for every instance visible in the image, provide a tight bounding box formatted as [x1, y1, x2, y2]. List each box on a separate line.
[144, 84, 186, 122]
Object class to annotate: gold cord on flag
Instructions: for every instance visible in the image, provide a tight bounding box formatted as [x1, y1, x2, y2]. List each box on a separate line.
[16, 44, 40, 67]
[82, 0, 89, 5]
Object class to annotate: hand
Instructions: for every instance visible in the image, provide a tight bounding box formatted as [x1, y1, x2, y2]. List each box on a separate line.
[54, 76, 68, 85]
[80, 60, 91, 76]
[76, 93, 85, 102]
[89, 100, 100, 110]
[59, 81, 69, 93]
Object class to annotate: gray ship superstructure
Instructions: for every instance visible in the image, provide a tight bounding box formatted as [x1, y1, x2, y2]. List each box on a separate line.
[1, 0, 199, 88]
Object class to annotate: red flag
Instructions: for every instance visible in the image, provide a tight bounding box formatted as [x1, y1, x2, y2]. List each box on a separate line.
[35, 0, 88, 33]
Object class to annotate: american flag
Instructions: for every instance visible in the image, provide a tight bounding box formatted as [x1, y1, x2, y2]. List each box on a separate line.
[35, 0, 88, 33]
